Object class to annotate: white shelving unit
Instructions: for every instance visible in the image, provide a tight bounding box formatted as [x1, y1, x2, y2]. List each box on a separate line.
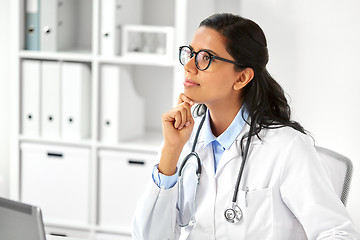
[10, 0, 240, 239]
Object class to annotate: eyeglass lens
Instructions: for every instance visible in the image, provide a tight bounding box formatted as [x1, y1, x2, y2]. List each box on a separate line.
[180, 47, 212, 70]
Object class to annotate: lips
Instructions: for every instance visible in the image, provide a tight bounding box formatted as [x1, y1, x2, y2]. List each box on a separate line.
[184, 79, 200, 87]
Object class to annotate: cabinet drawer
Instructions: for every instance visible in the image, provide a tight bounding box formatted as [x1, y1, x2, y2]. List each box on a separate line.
[96, 232, 131, 240]
[45, 226, 91, 239]
[20, 143, 90, 225]
[98, 149, 155, 229]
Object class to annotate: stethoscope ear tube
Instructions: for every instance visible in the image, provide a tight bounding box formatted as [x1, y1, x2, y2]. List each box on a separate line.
[232, 132, 253, 203]
[179, 152, 201, 176]
[179, 115, 206, 177]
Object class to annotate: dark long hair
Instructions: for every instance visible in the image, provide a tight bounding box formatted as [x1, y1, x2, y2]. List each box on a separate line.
[196, 13, 305, 139]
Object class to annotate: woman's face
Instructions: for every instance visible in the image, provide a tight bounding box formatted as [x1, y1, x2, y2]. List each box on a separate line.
[183, 27, 242, 106]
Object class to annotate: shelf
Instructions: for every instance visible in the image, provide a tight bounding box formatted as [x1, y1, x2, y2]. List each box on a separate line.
[19, 131, 163, 153]
[98, 55, 176, 67]
[95, 226, 131, 236]
[19, 50, 177, 67]
[19, 136, 93, 148]
[19, 50, 93, 62]
[13, 0, 186, 237]
[97, 131, 163, 154]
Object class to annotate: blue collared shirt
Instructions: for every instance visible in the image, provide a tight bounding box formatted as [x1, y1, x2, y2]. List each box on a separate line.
[203, 106, 248, 172]
[152, 106, 249, 189]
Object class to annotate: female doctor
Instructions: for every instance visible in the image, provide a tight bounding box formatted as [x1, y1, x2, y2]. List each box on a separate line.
[132, 13, 359, 239]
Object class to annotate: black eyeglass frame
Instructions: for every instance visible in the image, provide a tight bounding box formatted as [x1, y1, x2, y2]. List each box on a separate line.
[179, 45, 242, 71]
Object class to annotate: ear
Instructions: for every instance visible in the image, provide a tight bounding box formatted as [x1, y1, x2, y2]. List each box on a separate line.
[233, 68, 254, 91]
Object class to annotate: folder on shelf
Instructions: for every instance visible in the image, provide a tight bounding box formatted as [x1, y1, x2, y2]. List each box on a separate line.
[25, 0, 40, 50]
[100, 0, 142, 56]
[100, 65, 144, 143]
[41, 61, 61, 139]
[21, 60, 41, 137]
[40, 0, 76, 51]
[61, 62, 91, 140]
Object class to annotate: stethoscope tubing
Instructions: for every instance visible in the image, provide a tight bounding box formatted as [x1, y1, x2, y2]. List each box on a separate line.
[231, 132, 252, 203]
[179, 115, 206, 177]
[178, 112, 252, 224]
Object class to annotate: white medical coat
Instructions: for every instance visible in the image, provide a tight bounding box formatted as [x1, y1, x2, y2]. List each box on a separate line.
[132, 120, 360, 239]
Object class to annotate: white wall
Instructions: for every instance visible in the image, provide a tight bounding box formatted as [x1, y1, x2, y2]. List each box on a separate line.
[241, 0, 360, 228]
[0, 0, 11, 197]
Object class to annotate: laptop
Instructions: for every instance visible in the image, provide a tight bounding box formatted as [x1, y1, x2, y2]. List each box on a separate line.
[0, 197, 83, 240]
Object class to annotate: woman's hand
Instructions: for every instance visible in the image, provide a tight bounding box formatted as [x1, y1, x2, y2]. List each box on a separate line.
[159, 94, 195, 175]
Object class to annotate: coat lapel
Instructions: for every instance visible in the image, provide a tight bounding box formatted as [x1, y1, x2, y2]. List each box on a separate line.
[215, 123, 264, 176]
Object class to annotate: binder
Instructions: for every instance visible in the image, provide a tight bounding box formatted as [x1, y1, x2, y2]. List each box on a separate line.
[61, 62, 91, 140]
[40, 0, 76, 51]
[41, 61, 61, 138]
[21, 60, 41, 137]
[100, 65, 144, 143]
[25, 0, 40, 50]
[100, 0, 142, 56]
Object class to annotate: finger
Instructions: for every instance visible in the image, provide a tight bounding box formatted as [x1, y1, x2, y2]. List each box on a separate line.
[186, 104, 193, 126]
[178, 107, 189, 130]
[178, 93, 195, 106]
[173, 111, 182, 129]
[177, 103, 193, 125]
[179, 102, 193, 126]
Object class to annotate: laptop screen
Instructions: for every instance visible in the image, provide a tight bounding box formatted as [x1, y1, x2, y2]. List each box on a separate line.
[0, 197, 46, 240]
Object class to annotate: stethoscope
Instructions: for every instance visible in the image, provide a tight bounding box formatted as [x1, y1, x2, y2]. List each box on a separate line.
[178, 114, 252, 227]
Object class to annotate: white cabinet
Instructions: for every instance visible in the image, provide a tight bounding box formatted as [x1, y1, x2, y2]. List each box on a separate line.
[11, 0, 241, 238]
[98, 150, 155, 229]
[45, 226, 92, 239]
[21, 143, 90, 225]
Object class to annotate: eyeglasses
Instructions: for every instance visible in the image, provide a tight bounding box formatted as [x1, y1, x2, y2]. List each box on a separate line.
[179, 45, 240, 71]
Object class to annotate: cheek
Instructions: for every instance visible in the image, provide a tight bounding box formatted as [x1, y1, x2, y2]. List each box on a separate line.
[207, 71, 236, 90]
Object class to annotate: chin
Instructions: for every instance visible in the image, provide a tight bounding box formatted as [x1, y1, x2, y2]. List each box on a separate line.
[184, 89, 201, 103]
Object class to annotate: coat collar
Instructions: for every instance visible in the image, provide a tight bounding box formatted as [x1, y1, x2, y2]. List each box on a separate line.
[189, 117, 264, 177]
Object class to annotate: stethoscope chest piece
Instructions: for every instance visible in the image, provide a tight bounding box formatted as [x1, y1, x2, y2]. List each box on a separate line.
[224, 202, 242, 223]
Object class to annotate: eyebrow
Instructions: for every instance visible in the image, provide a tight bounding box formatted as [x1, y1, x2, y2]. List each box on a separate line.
[188, 45, 218, 56]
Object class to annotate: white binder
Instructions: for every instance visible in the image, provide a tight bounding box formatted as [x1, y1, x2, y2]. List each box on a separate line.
[41, 61, 61, 138]
[21, 60, 41, 137]
[100, 0, 142, 56]
[100, 65, 144, 143]
[61, 62, 91, 140]
[40, 0, 76, 51]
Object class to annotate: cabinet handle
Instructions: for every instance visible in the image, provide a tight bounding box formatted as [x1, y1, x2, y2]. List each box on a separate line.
[47, 152, 63, 158]
[49, 233, 67, 237]
[128, 160, 145, 165]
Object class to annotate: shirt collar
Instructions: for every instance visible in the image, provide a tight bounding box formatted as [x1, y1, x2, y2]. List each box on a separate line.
[203, 105, 249, 150]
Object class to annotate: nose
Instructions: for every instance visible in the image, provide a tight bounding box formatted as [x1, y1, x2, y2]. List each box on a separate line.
[184, 55, 198, 74]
